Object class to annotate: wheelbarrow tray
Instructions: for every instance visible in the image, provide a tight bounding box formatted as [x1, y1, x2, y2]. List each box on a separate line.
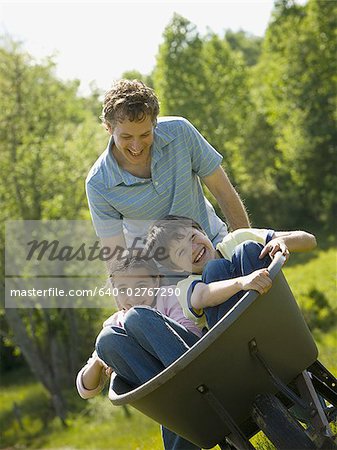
[109, 256, 318, 448]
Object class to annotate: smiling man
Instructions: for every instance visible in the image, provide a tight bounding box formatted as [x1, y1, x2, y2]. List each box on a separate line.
[85, 79, 251, 450]
[86, 79, 250, 267]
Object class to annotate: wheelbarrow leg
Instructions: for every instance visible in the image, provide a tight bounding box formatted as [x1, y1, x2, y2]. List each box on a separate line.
[196, 384, 255, 450]
[252, 393, 317, 450]
[295, 370, 337, 449]
[218, 435, 255, 450]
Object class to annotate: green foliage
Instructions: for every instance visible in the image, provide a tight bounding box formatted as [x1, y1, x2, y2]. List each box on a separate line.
[153, 14, 251, 181]
[152, 3, 336, 231]
[283, 245, 337, 371]
[0, 38, 106, 224]
[122, 69, 154, 88]
[0, 37, 109, 421]
[200, 34, 250, 173]
[246, 0, 337, 229]
[225, 30, 262, 66]
[153, 14, 205, 120]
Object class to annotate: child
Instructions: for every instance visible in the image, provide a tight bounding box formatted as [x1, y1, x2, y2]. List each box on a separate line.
[76, 254, 203, 450]
[146, 215, 317, 329]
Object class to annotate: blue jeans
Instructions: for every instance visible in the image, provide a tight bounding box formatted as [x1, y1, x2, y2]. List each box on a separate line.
[202, 240, 271, 328]
[96, 306, 201, 450]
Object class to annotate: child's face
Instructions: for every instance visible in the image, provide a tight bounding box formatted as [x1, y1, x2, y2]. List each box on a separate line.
[113, 267, 160, 310]
[168, 227, 216, 274]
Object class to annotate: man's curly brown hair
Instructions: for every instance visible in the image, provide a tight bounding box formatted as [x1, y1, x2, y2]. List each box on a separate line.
[101, 79, 160, 129]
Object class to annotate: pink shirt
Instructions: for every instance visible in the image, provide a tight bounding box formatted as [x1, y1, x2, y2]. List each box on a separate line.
[102, 289, 202, 338]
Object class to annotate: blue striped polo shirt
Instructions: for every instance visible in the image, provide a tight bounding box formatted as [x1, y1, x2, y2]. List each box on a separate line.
[86, 116, 227, 242]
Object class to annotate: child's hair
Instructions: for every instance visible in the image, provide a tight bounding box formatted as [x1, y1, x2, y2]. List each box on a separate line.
[109, 252, 160, 284]
[146, 215, 205, 270]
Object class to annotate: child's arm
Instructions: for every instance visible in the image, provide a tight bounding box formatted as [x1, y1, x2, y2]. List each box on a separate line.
[191, 230, 316, 311]
[81, 355, 111, 390]
[76, 352, 112, 399]
[76, 311, 122, 399]
[191, 268, 272, 309]
[260, 231, 317, 261]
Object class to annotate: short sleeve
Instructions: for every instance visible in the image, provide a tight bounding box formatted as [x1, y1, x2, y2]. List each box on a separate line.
[181, 118, 223, 178]
[176, 276, 208, 329]
[187, 280, 205, 318]
[86, 182, 123, 238]
[216, 228, 276, 260]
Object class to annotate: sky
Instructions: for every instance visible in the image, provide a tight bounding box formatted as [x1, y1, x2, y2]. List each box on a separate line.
[1, 1, 277, 95]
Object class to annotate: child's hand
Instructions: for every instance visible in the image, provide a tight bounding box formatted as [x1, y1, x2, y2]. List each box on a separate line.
[96, 356, 113, 377]
[259, 238, 290, 262]
[239, 269, 272, 295]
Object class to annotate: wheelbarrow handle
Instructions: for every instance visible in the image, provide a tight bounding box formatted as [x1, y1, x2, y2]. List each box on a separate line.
[267, 251, 286, 280]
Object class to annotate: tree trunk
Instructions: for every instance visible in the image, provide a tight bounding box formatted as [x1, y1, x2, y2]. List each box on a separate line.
[5, 307, 68, 425]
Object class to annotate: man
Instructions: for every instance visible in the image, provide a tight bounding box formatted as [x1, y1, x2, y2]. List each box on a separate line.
[86, 79, 250, 262]
[85, 79, 250, 449]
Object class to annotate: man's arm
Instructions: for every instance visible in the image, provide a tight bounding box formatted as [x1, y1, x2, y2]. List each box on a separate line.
[202, 166, 250, 231]
[259, 231, 317, 261]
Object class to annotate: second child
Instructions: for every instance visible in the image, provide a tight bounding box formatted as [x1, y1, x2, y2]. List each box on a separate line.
[76, 254, 203, 450]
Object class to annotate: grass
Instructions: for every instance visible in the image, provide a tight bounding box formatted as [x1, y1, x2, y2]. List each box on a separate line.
[0, 375, 164, 450]
[1, 244, 336, 449]
[283, 245, 337, 374]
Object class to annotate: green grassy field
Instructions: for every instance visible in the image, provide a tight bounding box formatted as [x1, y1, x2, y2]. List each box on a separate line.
[1, 244, 336, 449]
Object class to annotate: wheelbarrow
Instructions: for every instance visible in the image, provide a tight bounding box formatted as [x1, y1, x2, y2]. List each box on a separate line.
[109, 252, 337, 449]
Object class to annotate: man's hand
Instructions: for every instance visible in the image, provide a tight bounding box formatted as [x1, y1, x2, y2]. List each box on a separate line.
[239, 269, 272, 295]
[260, 238, 290, 262]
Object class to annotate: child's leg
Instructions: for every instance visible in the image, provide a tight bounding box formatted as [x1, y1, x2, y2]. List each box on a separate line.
[95, 325, 165, 387]
[124, 306, 200, 367]
[124, 307, 201, 450]
[231, 240, 271, 274]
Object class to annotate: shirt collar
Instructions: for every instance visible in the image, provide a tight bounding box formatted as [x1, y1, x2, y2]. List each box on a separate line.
[103, 123, 176, 188]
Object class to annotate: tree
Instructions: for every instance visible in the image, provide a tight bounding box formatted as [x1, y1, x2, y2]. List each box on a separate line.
[200, 33, 250, 176]
[153, 14, 205, 121]
[153, 15, 251, 177]
[225, 30, 262, 67]
[0, 38, 107, 423]
[248, 0, 337, 229]
[122, 70, 154, 88]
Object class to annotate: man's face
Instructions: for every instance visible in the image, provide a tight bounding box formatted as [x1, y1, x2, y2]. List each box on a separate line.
[109, 116, 154, 169]
[168, 228, 216, 274]
[113, 267, 160, 310]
